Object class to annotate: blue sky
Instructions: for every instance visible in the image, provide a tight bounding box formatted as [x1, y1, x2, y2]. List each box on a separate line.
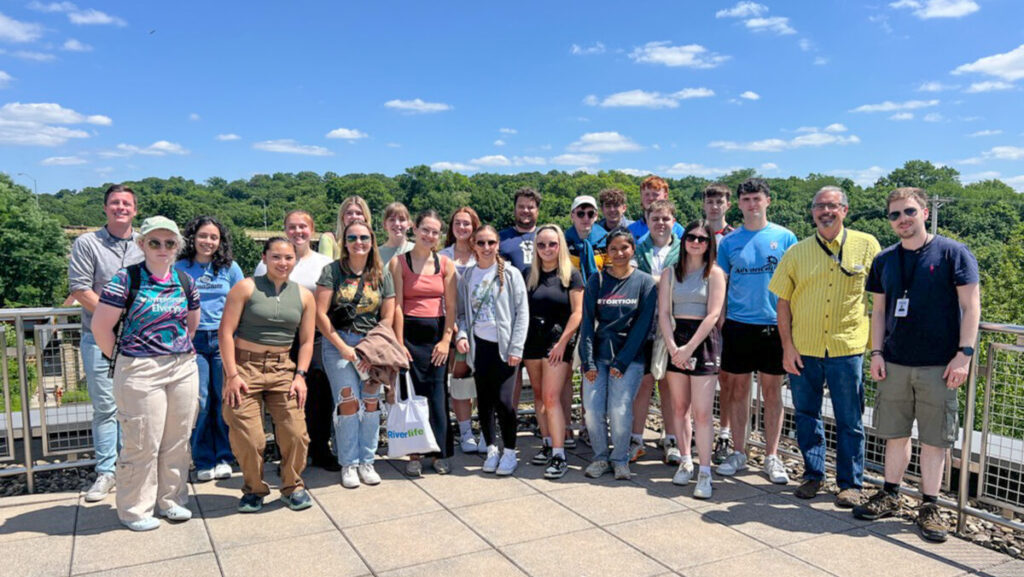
[2, 1, 1023, 193]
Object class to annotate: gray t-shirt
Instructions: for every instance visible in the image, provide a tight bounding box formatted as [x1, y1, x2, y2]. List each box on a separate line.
[68, 226, 144, 334]
[378, 240, 415, 265]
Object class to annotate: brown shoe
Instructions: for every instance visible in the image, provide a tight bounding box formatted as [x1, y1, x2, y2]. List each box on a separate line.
[916, 503, 949, 543]
[794, 479, 823, 499]
[835, 488, 865, 508]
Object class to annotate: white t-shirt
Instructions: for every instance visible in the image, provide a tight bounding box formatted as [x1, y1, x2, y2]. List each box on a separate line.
[650, 242, 673, 279]
[468, 264, 498, 343]
[254, 250, 333, 292]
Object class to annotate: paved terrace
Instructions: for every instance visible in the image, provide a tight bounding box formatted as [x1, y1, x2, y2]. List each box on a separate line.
[2, 433, 1021, 577]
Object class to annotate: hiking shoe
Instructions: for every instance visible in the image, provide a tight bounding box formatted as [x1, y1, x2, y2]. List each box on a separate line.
[663, 438, 682, 466]
[358, 462, 382, 485]
[853, 490, 901, 520]
[405, 459, 423, 477]
[835, 488, 865, 509]
[763, 455, 790, 484]
[584, 460, 610, 478]
[195, 468, 216, 482]
[460, 433, 479, 453]
[237, 493, 264, 513]
[795, 479, 823, 499]
[693, 470, 713, 499]
[214, 463, 233, 479]
[482, 446, 500, 473]
[614, 462, 632, 480]
[916, 503, 949, 543]
[121, 517, 160, 531]
[157, 504, 192, 522]
[496, 451, 518, 476]
[628, 437, 646, 463]
[672, 460, 694, 485]
[544, 454, 569, 479]
[281, 488, 312, 511]
[85, 473, 116, 502]
[432, 458, 452, 475]
[717, 452, 747, 476]
[342, 465, 360, 488]
[531, 445, 552, 466]
[712, 435, 733, 465]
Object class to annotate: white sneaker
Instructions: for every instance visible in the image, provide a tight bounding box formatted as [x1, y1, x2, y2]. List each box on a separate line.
[476, 435, 488, 453]
[482, 446, 501, 473]
[213, 463, 233, 480]
[341, 464, 360, 488]
[84, 473, 115, 502]
[496, 451, 518, 476]
[460, 433, 479, 453]
[717, 452, 748, 476]
[613, 462, 632, 480]
[693, 470, 713, 499]
[763, 454, 790, 484]
[672, 461, 694, 485]
[664, 438, 682, 466]
[158, 504, 193, 522]
[195, 468, 215, 482]
[358, 463, 381, 485]
[584, 460, 610, 478]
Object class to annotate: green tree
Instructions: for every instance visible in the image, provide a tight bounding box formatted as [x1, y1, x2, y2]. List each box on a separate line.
[0, 174, 69, 307]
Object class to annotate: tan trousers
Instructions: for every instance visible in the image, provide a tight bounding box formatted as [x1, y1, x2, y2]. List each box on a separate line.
[223, 350, 309, 497]
[113, 354, 199, 523]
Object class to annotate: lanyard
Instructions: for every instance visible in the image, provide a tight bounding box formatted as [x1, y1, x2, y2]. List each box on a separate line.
[814, 229, 856, 277]
[896, 235, 933, 297]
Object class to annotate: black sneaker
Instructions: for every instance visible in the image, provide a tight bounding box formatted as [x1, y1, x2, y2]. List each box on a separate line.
[852, 490, 901, 520]
[531, 445, 552, 466]
[544, 455, 569, 479]
[916, 503, 949, 543]
[281, 488, 312, 511]
[712, 436, 733, 465]
[237, 493, 264, 513]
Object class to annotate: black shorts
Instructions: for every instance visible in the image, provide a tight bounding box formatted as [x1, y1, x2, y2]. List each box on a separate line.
[719, 319, 785, 376]
[666, 319, 722, 376]
[523, 319, 578, 360]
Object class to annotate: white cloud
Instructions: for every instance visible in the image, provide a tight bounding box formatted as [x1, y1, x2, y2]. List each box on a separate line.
[13, 50, 55, 62]
[614, 168, 650, 177]
[0, 70, 11, 87]
[628, 41, 729, 69]
[550, 153, 599, 166]
[512, 156, 546, 166]
[40, 155, 86, 165]
[985, 146, 1024, 160]
[828, 166, 888, 187]
[252, 139, 332, 156]
[109, 140, 189, 157]
[965, 81, 1014, 93]
[1004, 175, 1024, 192]
[673, 87, 715, 99]
[851, 99, 939, 112]
[664, 162, 741, 177]
[68, 9, 126, 26]
[216, 133, 240, 141]
[890, 112, 915, 120]
[761, 162, 779, 171]
[813, 56, 829, 66]
[188, 112, 201, 122]
[917, 81, 958, 92]
[0, 102, 110, 125]
[62, 38, 92, 51]
[0, 119, 88, 146]
[923, 112, 945, 122]
[964, 170, 1002, 182]
[568, 131, 643, 153]
[0, 13, 43, 42]
[745, 16, 796, 35]
[740, 91, 760, 100]
[325, 127, 368, 140]
[968, 129, 1002, 137]
[716, 2, 768, 18]
[710, 138, 788, 152]
[953, 44, 1024, 81]
[585, 87, 714, 109]
[431, 161, 476, 172]
[384, 98, 452, 114]
[27, 2, 77, 12]
[799, 38, 813, 52]
[890, 0, 979, 19]
[469, 154, 511, 167]
[492, 139, 505, 147]
[571, 42, 605, 55]
[825, 123, 847, 132]
[710, 126, 859, 152]
[499, 127, 517, 134]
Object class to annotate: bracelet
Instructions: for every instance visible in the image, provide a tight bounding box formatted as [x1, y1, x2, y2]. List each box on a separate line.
[869, 350, 883, 357]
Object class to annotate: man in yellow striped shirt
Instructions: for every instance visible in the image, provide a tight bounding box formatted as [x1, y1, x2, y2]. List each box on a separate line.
[769, 186, 881, 507]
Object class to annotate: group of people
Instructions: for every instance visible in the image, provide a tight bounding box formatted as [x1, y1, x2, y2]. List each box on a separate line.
[68, 176, 979, 544]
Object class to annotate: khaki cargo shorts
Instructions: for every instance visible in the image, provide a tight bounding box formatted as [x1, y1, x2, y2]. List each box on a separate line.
[873, 362, 959, 448]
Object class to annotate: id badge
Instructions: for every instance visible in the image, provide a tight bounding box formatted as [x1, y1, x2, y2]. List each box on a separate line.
[895, 297, 910, 318]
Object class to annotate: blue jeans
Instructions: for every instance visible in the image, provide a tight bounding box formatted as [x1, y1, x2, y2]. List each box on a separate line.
[322, 334, 379, 466]
[789, 354, 865, 490]
[81, 331, 119, 474]
[191, 330, 234, 470]
[583, 362, 644, 465]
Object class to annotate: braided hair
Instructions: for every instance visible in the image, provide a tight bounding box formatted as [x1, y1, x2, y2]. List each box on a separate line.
[472, 224, 505, 292]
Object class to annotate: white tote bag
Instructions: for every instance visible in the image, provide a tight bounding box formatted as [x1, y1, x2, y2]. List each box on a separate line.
[650, 272, 675, 380]
[386, 373, 441, 458]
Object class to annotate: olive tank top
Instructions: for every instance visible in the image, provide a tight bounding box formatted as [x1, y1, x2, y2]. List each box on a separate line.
[236, 275, 303, 346]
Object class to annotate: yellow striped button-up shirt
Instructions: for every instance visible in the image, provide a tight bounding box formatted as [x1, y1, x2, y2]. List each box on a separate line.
[768, 227, 881, 357]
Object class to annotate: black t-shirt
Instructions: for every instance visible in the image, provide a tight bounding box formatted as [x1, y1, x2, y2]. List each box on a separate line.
[866, 235, 979, 367]
[528, 268, 584, 328]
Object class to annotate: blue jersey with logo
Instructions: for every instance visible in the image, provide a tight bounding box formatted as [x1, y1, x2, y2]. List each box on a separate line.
[717, 223, 797, 325]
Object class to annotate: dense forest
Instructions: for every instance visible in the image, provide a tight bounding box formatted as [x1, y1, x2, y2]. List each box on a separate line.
[2, 161, 1023, 325]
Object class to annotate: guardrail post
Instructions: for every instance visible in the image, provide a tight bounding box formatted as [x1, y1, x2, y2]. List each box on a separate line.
[15, 316, 35, 493]
[956, 331, 982, 534]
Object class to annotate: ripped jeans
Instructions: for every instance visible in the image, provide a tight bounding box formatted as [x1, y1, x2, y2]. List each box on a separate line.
[322, 333, 380, 466]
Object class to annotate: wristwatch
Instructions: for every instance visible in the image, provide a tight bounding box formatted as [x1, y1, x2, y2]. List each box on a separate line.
[958, 346, 975, 357]
[295, 369, 309, 378]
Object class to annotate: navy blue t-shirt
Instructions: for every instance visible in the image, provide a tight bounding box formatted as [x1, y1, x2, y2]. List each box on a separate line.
[866, 235, 979, 367]
[499, 227, 536, 277]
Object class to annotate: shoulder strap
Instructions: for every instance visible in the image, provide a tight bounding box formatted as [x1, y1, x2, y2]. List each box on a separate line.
[125, 263, 143, 315]
[404, 251, 413, 271]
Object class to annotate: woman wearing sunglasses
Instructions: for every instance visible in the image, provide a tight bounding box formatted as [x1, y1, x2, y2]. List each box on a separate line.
[91, 216, 201, 531]
[659, 219, 726, 499]
[316, 221, 395, 488]
[455, 225, 529, 476]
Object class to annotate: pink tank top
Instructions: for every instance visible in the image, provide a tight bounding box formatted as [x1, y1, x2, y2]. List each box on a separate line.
[401, 251, 446, 318]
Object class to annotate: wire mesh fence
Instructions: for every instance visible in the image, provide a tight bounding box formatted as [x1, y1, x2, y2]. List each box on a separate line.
[33, 324, 93, 456]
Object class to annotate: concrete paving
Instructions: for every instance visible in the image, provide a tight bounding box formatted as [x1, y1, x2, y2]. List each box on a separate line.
[1, 433, 1021, 577]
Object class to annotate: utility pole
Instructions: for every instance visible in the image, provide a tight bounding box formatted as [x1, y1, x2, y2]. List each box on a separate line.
[929, 195, 954, 235]
[16, 172, 39, 208]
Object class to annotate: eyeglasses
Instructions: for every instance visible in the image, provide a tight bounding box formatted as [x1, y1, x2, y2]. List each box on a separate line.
[146, 239, 178, 250]
[475, 239, 498, 247]
[887, 207, 919, 221]
[536, 241, 558, 249]
[812, 202, 845, 211]
[684, 234, 710, 244]
[575, 210, 596, 219]
[345, 234, 371, 243]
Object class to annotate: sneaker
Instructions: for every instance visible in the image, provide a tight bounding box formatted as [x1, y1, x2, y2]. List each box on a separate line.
[716, 452, 748, 476]
[405, 459, 423, 478]
[544, 455, 569, 479]
[432, 458, 452, 475]
[564, 432, 577, 450]
[496, 451, 518, 476]
[763, 455, 790, 484]
[853, 490, 901, 520]
[531, 445, 552, 466]
[584, 460, 610, 478]
[84, 473, 116, 502]
[614, 462, 632, 480]
[663, 438, 682, 466]
[794, 479, 823, 500]
[121, 517, 160, 531]
[627, 437, 646, 463]
[460, 433, 479, 453]
[672, 461, 694, 485]
[342, 464, 360, 488]
[158, 504, 192, 522]
[916, 503, 949, 543]
[835, 488, 865, 509]
[358, 462, 382, 485]
[281, 488, 312, 511]
[693, 471, 713, 499]
[237, 493, 264, 513]
[195, 468, 216, 482]
[482, 446, 501, 473]
[214, 463, 233, 479]
[712, 435, 733, 465]
[579, 428, 591, 448]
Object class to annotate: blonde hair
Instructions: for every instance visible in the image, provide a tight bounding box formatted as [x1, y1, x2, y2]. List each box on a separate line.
[527, 224, 574, 291]
[336, 196, 372, 241]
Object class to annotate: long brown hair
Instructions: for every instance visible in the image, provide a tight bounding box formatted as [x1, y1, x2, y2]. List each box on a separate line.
[676, 219, 717, 281]
[338, 221, 384, 285]
[444, 206, 481, 248]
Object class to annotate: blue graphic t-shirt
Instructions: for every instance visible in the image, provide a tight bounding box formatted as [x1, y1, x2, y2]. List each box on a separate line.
[174, 260, 244, 330]
[99, 266, 201, 357]
[499, 227, 536, 277]
[717, 223, 797, 325]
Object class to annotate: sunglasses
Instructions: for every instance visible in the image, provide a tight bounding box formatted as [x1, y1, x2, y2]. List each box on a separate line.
[575, 209, 596, 219]
[475, 239, 498, 247]
[345, 234, 371, 243]
[887, 207, 919, 221]
[684, 234, 710, 244]
[146, 239, 178, 250]
[536, 241, 558, 249]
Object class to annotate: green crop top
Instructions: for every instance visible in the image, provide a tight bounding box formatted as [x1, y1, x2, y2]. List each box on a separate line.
[236, 275, 303, 346]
